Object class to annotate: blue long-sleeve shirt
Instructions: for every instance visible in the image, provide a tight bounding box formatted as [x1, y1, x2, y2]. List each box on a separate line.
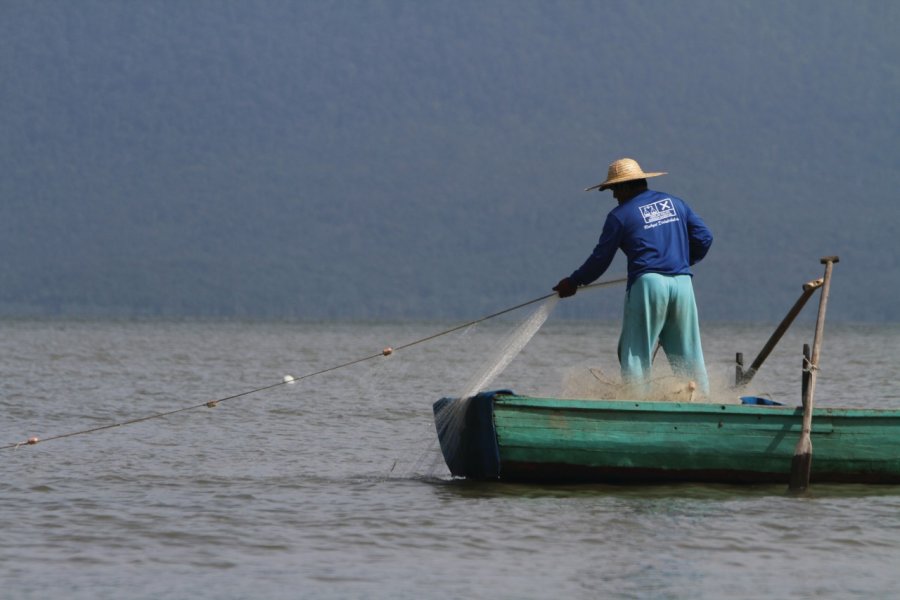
[570, 189, 713, 289]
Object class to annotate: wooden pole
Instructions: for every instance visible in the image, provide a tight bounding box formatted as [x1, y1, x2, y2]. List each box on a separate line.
[801, 343, 811, 403]
[738, 277, 824, 387]
[789, 256, 838, 492]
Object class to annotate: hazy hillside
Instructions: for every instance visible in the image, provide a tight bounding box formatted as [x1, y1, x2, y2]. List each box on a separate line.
[1, 1, 898, 322]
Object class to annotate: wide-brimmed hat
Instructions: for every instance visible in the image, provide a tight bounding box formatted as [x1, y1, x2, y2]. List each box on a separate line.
[585, 158, 667, 191]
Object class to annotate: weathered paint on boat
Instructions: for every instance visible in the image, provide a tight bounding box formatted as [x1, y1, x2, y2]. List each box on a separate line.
[433, 391, 900, 484]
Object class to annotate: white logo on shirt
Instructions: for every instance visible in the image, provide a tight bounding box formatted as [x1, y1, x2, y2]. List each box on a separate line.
[639, 198, 679, 228]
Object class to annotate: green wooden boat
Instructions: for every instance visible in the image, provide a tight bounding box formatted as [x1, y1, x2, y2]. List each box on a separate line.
[432, 391, 900, 484]
[432, 259, 898, 485]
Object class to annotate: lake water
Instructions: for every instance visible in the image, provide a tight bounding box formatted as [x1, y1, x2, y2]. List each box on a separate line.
[2, 314, 900, 599]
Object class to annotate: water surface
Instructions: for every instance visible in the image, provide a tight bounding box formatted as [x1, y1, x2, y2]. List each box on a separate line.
[2, 317, 899, 598]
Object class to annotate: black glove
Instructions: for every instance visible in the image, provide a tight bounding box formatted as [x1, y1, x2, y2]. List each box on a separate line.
[553, 277, 578, 298]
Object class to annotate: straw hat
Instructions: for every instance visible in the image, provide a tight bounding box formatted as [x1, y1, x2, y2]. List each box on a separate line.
[585, 158, 667, 191]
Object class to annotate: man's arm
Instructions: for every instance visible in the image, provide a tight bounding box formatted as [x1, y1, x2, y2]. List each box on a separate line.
[569, 213, 623, 285]
[686, 208, 713, 265]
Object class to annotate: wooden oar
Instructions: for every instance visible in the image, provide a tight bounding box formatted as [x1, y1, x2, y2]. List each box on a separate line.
[737, 277, 824, 386]
[789, 256, 839, 492]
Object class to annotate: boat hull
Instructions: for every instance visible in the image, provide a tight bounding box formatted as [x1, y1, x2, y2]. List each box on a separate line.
[433, 391, 900, 484]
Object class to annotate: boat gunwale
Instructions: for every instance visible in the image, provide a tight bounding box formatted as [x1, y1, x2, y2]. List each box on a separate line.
[494, 394, 900, 418]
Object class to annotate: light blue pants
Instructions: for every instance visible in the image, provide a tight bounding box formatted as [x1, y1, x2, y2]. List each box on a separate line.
[618, 273, 709, 395]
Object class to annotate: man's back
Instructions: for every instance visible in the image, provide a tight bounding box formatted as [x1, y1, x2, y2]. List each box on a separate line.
[608, 189, 712, 285]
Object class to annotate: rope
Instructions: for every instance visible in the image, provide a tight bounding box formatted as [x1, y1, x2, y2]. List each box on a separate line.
[2, 277, 626, 450]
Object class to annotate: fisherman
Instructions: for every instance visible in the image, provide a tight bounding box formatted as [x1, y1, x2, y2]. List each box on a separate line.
[553, 157, 713, 396]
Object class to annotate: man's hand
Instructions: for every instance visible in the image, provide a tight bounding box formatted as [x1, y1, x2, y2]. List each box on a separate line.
[553, 277, 578, 298]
